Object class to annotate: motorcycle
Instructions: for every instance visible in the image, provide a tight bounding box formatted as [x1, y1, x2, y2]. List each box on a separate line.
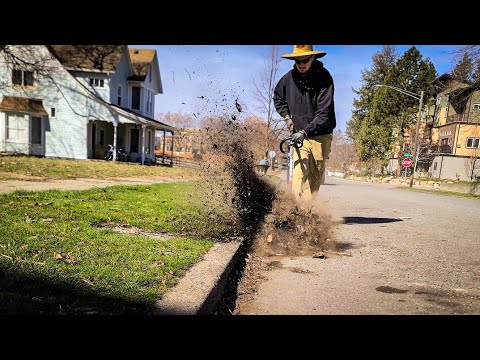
[105, 145, 128, 162]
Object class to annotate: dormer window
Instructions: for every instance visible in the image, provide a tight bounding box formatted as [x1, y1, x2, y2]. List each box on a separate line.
[131, 86, 140, 110]
[89, 78, 104, 88]
[117, 86, 122, 106]
[12, 69, 34, 86]
[146, 90, 153, 114]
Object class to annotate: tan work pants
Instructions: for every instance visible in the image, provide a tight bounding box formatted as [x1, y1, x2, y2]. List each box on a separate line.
[292, 133, 333, 201]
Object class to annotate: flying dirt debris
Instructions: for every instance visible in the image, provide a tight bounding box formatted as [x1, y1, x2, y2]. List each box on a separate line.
[197, 116, 336, 257]
[235, 98, 242, 113]
[200, 115, 339, 316]
[252, 185, 336, 257]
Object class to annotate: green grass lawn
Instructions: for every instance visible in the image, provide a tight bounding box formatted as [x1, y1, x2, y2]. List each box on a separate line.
[0, 174, 234, 314]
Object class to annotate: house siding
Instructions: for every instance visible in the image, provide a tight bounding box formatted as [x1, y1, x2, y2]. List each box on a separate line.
[468, 91, 480, 124]
[143, 53, 162, 116]
[429, 154, 477, 181]
[127, 53, 162, 118]
[72, 71, 110, 103]
[1, 45, 168, 164]
[109, 47, 132, 107]
[0, 45, 120, 160]
[455, 124, 480, 157]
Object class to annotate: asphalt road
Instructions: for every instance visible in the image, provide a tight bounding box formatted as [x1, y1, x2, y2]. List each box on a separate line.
[237, 176, 480, 315]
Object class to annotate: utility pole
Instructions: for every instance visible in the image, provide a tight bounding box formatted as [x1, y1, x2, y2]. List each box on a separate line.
[409, 90, 424, 188]
[373, 85, 424, 189]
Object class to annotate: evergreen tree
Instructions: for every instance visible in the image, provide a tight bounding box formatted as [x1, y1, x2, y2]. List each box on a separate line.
[356, 46, 437, 169]
[385, 47, 436, 155]
[347, 46, 398, 142]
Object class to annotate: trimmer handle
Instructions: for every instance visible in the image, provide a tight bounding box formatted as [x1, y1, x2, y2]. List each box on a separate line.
[279, 136, 303, 154]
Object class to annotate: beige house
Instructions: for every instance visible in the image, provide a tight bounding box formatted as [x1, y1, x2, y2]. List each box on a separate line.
[429, 74, 480, 180]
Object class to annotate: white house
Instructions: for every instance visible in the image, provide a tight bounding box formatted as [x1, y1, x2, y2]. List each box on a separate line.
[0, 45, 175, 163]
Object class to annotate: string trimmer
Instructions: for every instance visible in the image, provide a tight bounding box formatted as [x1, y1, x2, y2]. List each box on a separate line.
[279, 129, 303, 187]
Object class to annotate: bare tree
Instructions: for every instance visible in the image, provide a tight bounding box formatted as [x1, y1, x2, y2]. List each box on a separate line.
[454, 46, 480, 63]
[453, 46, 480, 83]
[243, 116, 270, 161]
[253, 45, 287, 158]
[155, 112, 195, 155]
[328, 130, 358, 176]
[155, 111, 194, 129]
[464, 148, 480, 181]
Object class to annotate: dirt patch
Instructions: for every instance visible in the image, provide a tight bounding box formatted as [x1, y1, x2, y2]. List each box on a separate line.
[96, 223, 177, 241]
[232, 254, 270, 315]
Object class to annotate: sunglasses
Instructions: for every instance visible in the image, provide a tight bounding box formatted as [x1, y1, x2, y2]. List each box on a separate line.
[295, 56, 313, 64]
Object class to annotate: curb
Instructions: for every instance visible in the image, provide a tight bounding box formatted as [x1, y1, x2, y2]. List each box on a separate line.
[152, 240, 243, 315]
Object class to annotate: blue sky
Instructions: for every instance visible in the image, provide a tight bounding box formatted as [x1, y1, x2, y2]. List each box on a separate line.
[132, 45, 463, 132]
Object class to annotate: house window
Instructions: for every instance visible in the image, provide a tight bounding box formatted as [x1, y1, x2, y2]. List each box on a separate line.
[117, 86, 122, 106]
[6, 113, 25, 140]
[445, 95, 449, 119]
[473, 103, 480, 110]
[51, 108, 56, 117]
[466, 138, 480, 148]
[131, 86, 140, 110]
[31, 117, 42, 145]
[91, 123, 96, 150]
[146, 90, 153, 114]
[89, 78, 105, 87]
[149, 66, 152, 82]
[12, 69, 34, 86]
[130, 128, 140, 153]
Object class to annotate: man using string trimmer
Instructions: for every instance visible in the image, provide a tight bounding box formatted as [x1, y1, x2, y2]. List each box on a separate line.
[274, 45, 337, 201]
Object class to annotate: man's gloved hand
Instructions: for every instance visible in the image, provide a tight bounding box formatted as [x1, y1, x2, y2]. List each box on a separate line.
[284, 115, 294, 131]
[291, 130, 306, 144]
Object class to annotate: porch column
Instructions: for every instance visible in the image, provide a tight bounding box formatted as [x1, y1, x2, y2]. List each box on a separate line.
[113, 122, 118, 161]
[170, 131, 174, 166]
[141, 124, 146, 165]
[162, 129, 166, 164]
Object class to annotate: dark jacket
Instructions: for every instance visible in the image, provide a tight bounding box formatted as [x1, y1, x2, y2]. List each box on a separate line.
[273, 59, 336, 136]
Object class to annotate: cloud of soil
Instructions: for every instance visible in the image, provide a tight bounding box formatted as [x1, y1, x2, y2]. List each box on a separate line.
[197, 114, 335, 256]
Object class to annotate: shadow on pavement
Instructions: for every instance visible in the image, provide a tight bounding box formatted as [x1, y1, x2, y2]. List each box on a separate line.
[342, 216, 403, 224]
[335, 241, 355, 251]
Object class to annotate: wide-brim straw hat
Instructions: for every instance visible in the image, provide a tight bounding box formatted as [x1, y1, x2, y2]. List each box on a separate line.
[281, 45, 326, 59]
